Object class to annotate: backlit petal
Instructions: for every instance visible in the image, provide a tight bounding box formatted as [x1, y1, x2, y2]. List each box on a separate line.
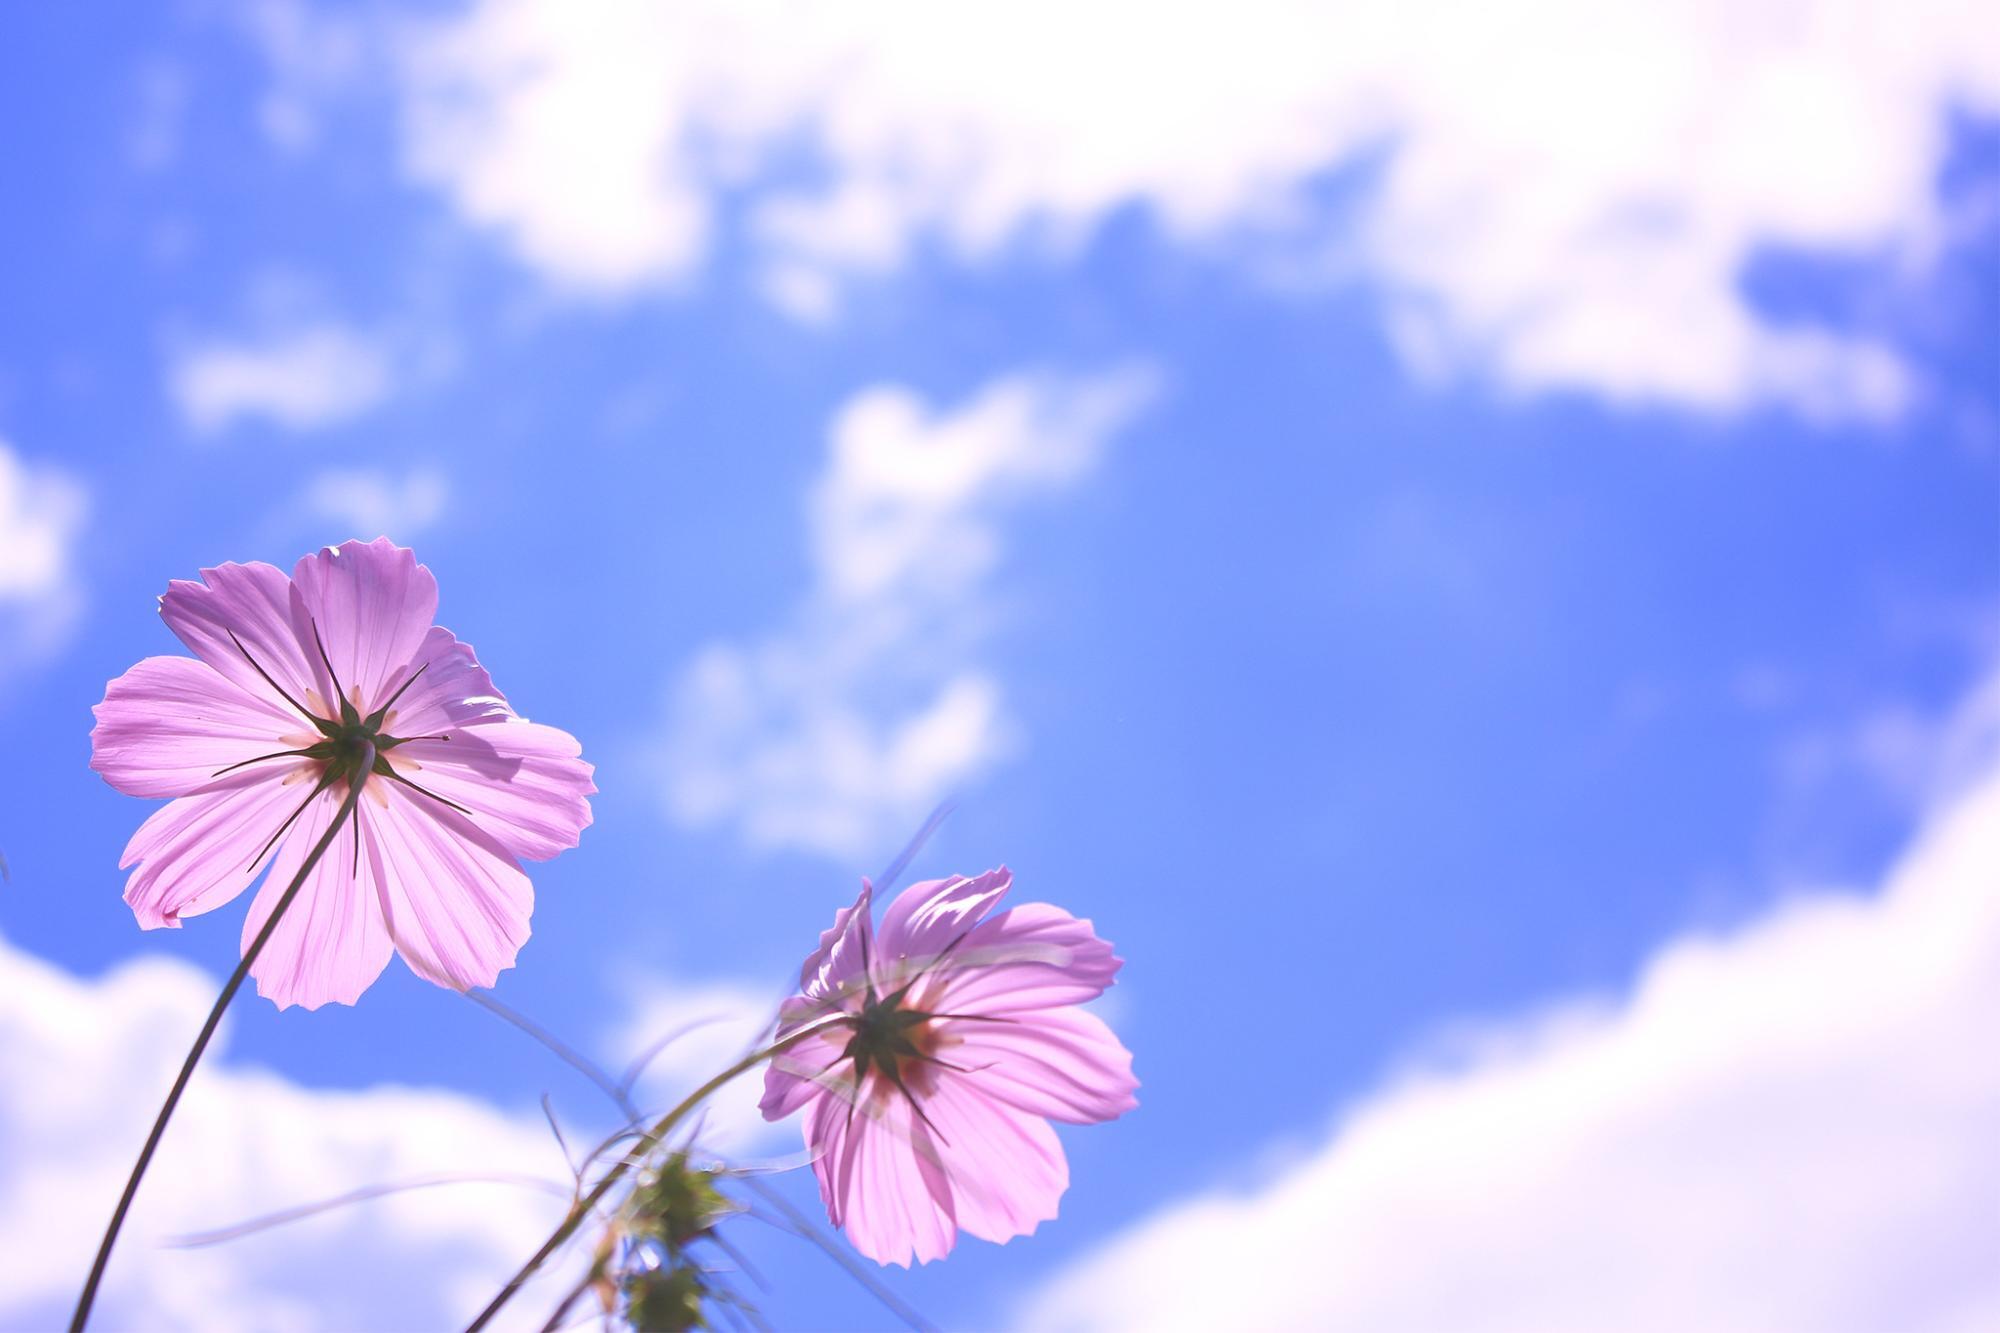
[242, 789, 394, 1011]
[289, 539, 439, 713]
[368, 781, 534, 992]
[391, 719, 595, 861]
[121, 776, 312, 929]
[158, 560, 319, 721]
[91, 655, 300, 798]
[800, 880, 876, 1006]
[808, 1084, 957, 1267]
[876, 868, 1012, 979]
[926, 902, 1122, 1015]
[762, 1001, 853, 1122]
[946, 1006, 1138, 1124]
[919, 1076, 1068, 1247]
[366, 627, 512, 737]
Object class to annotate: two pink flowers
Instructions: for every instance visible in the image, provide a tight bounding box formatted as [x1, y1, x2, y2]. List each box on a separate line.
[89, 537, 1135, 1265]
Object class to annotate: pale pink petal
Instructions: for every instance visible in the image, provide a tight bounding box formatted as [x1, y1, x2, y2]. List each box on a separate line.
[390, 719, 594, 861]
[875, 869, 1012, 976]
[243, 789, 394, 1011]
[761, 1065, 835, 1123]
[808, 1084, 957, 1267]
[121, 775, 313, 928]
[91, 656, 301, 798]
[159, 560, 320, 719]
[367, 782, 533, 992]
[761, 998, 853, 1121]
[366, 627, 511, 737]
[924, 903, 1122, 1014]
[289, 539, 440, 714]
[919, 1077, 1069, 1247]
[799, 881, 876, 1005]
[945, 1007, 1138, 1124]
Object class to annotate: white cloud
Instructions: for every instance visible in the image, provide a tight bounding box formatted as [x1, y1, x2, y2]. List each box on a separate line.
[374, 0, 2000, 418]
[0, 934, 588, 1332]
[659, 367, 1155, 859]
[0, 444, 85, 601]
[300, 464, 449, 541]
[0, 440, 88, 687]
[170, 323, 392, 435]
[1020, 701, 2000, 1331]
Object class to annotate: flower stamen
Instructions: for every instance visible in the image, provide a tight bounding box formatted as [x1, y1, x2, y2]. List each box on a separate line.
[309, 618, 360, 728]
[377, 767, 476, 818]
[209, 747, 320, 779]
[226, 631, 333, 735]
[379, 732, 450, 748]
[362, 661, 430, 732]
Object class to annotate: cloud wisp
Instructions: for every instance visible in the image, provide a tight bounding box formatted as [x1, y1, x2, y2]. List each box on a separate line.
[0, 439, 89, 690]
[657, 366, 1156, 860]
[372, 0, 2000, 419]
[298, 464, 450, 542]
[169, 322, 393, 436]
[1021, 694, 2000, 1331]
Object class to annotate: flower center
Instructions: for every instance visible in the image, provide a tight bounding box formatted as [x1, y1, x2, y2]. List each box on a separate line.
[220, 622, 451, 785]
[216, 625, 474, 878]
[841, 992, 943, 1089]
[307, 718, 397, 787]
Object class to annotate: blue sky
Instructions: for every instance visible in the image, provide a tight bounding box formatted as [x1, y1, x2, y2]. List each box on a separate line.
[1, 4, 1997, 1330]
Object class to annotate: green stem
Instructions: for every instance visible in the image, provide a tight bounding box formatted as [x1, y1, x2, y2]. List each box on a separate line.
[465, 1018, 846, 1333]
[71, 753, 372, 1332]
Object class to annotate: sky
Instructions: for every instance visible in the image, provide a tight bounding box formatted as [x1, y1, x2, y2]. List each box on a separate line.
[0, 2, 1996, 1329]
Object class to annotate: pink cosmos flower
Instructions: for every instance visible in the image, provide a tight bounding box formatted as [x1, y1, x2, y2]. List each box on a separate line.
[759, 867, 1137, 1266]
[89, 538, 595, 1010]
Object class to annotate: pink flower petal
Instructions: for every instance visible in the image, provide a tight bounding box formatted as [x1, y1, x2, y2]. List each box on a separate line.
[159, 560, 320, 720]
[762, 998, 854, 1121]
[289, 539, 440, 714]
[809, 1085, 958, 1267]
[927, 902, 1122, 1014]
[367, 782, 534, 992]
[242, 790, 394, 1011]
[875, 868, 1012, 975]
[946, 1007, 1139, 1124]
[367, 627, 511, 737]
[390, 719, 595, 862]
[120, 775, 310, 928]
[91, 655, 300, 798]
[800, 880, 876, 1004]
[917, 1076, 1068, 1247]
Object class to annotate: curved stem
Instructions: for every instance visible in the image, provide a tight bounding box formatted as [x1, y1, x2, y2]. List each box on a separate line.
[70, 752, 371, 1332]
[465, 1018, 847, 1333]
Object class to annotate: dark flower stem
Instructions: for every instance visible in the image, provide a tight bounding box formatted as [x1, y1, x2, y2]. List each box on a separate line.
[465, 1017, 848, 1333]
[70, 746, 373, 1332]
